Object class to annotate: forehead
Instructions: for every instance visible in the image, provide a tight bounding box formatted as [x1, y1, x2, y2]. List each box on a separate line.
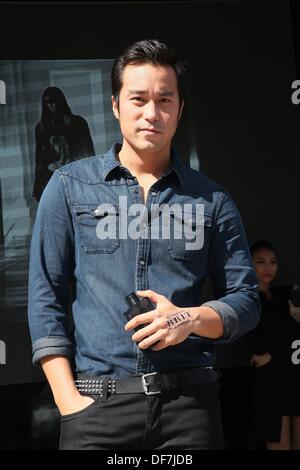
[121, 63, 178, 92]
[44, 95, 57, 102]
[254, 249, 276, 258]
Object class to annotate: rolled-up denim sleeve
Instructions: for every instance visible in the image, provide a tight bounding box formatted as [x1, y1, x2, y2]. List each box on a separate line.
[202, 191, 261, 343]
[28, 170, 75, 366]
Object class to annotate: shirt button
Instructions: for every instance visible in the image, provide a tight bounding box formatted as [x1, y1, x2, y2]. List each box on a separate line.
[141, 222, 147, 229]
[139, 259, 145, 266]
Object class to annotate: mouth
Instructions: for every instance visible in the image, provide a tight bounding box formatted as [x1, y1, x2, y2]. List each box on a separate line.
[139, 128, 162, 134]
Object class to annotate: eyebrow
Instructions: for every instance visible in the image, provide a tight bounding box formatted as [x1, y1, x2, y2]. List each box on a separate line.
[127, 89, 174, 96]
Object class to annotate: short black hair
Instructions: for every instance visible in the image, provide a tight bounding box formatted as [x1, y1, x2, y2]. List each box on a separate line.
[250, 240, 277, 257]
[111, 39, 186, 106]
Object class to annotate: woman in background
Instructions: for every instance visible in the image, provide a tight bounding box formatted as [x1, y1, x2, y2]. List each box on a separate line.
[33, 86, 95, 201]
[247, 240, 300, 450]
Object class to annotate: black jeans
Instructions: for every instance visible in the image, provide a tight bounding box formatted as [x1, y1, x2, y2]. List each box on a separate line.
[59, 382, 223, 450]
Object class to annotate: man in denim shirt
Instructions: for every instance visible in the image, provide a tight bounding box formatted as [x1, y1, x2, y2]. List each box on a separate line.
[28, 39, 260, 450]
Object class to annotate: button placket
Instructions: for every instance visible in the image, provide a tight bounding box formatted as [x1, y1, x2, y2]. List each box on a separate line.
[134, 188, 156, 375]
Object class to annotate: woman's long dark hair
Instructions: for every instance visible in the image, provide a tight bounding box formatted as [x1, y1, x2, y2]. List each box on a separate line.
[250, 240, 277, 257]
[40, 86, 73, 130]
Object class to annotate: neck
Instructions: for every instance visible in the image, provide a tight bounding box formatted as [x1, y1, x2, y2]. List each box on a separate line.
[259, 282, 270, 294]
[117, 139, 171, 180]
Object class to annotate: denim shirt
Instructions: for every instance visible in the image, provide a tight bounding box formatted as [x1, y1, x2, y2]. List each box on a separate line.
[28, 143, 260, 377]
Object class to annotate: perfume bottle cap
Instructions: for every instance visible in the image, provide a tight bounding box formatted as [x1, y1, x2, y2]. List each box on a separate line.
[125, 292, 140, 308]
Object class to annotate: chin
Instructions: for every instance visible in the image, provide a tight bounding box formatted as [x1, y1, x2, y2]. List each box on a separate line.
[136, 141, 160, 152]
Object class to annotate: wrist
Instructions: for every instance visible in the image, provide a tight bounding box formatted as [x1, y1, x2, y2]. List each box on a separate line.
[188, 307, 201, 335]
[189, 305, 224, 338]
[54, 386, 80, 409]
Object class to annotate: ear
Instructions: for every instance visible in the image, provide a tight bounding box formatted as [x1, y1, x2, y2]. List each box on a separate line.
[111, 95, 119, 120]
[178, 100, 184, 121]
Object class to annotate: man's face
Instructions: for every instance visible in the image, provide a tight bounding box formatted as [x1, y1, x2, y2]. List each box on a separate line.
[112, 63, 183, 156]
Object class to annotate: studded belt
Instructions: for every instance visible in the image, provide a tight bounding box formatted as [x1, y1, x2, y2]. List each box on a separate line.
[75, 367, 218, 401]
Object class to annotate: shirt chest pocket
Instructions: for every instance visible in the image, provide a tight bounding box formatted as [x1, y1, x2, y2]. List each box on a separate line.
[74, 203, 120, 254]
[167, 210, 212, 261]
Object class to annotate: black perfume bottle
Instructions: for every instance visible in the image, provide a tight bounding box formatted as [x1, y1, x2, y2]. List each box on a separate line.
[125, 292, 155, 322]
[125, 292, 159, 347]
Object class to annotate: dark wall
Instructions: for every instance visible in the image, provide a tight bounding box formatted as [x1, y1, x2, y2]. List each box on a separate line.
[188, 0, 300, 285]
[1, 0, 299, 284]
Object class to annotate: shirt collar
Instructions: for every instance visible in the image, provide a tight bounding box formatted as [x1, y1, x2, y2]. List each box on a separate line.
[103, 142, 185, 187]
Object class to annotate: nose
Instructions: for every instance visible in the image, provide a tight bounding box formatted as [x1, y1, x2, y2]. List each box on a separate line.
[143, 100, 159, 122]
[48, 102, 56, 112]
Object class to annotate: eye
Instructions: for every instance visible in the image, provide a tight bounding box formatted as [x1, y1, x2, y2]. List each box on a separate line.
[131, 96, 145, 103]
[160, 97, 172, 103]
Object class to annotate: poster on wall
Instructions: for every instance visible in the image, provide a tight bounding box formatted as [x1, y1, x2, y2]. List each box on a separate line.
[0, 59, 123, 384]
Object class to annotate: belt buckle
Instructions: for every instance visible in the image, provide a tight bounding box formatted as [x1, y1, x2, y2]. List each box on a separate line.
[142, 372, 161, 396]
